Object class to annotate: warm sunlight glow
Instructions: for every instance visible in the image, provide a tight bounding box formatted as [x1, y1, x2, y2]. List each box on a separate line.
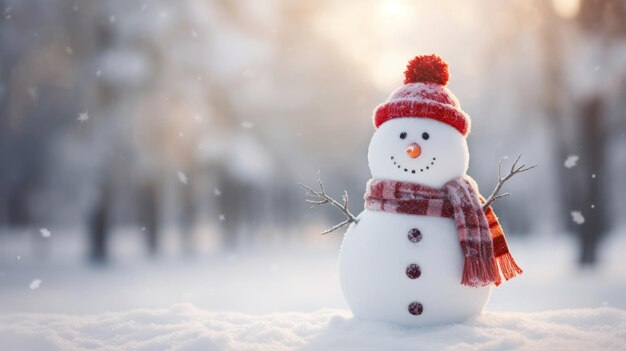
[313, 0, 481, 90]
[379, 0, 409, 18]
[372, 52, 407, 88]
[551, 0, 581, 19]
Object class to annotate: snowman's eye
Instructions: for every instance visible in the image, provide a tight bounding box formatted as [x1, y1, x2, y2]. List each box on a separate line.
[422, 132, 430, 140]
[400, 132, 407, 139]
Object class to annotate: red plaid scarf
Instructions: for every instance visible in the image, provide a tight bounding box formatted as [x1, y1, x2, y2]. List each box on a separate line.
[365, 177, 522, 287]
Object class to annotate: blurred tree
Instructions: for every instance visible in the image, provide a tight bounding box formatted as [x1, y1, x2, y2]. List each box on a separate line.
[579, 0, 626, 36]
[89, 177, 112, 263]
[137, 178, 160, 256]
[577, 96, 606, 264]
[539, 0, 624, 265]
[571, 0, 626, 265]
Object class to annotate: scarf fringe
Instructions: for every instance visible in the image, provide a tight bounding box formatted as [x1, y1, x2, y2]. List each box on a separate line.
[462, 254, 522, 287]
[496, 252, 523, 285]
[461, 257, 499, 287]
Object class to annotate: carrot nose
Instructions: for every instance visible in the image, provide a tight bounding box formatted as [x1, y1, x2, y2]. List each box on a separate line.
[406, 143, 422, 158]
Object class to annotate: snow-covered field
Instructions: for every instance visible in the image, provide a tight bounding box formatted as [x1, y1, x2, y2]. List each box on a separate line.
[1, 304, 625, 351]
[0, 229, 625, 350]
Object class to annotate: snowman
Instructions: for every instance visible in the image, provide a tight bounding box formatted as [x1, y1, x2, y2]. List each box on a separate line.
[303, 55, 525, 327]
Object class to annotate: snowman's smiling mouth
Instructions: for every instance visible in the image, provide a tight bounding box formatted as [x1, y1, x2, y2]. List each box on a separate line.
[390, 155, 436, 174]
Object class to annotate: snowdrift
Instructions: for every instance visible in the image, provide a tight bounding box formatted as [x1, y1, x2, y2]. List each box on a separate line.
[1, 304, 625, 351]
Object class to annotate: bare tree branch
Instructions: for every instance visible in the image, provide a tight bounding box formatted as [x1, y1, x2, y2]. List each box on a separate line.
[483, 155, 537, 210]
[320, 219, 352, 235]
[298, 171, 358, 234]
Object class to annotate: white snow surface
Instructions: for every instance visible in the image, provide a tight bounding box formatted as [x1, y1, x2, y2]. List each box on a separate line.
[0, 304, 625, 351]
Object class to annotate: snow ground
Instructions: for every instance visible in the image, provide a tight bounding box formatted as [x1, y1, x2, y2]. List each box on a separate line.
[0, 229, 625, 350]
[1, 305, 625, 350]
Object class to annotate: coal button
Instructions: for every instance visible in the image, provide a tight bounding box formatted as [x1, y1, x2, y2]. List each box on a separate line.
[405, 264, 421, 279]
[408, 302, 424, 316]
[407, 228, 422, 243]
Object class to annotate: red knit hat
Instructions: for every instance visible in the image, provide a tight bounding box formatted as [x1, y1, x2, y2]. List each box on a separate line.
[373, 54, 471, 136]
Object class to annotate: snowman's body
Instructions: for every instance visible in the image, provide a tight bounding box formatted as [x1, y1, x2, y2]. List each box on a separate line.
[340, 211, 491, 326]
[339, 117, 492, 326]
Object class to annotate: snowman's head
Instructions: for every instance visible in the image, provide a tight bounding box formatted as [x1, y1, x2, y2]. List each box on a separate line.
[368, 117, 469, 188]
[368, 54, 471, 188]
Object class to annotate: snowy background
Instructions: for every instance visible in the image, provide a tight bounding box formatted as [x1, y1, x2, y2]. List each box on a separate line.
[1, 0, 626, 350]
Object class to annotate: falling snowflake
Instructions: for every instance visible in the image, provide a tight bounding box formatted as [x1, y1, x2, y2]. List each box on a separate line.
[65, 46, 73, 55]
[591, 173, 596, 179]
[39, 228, 51, 238]
[193, 114, 203, 122]
[564, 155, 579, 168]
[77, 112, 89, 122]
[219, 214, 226, 221]
[96, 69, 102, 77]
[109, 15, 116, 23]
[241, 121, 254, 129]
[177, 171, 188, 185]
[214, 188, 222, 197]
[570, 211, 585, 225]
[29, 279, 42, 290]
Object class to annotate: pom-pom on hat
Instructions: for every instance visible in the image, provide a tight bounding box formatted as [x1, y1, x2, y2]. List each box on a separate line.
[373, 54, 471, 136]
